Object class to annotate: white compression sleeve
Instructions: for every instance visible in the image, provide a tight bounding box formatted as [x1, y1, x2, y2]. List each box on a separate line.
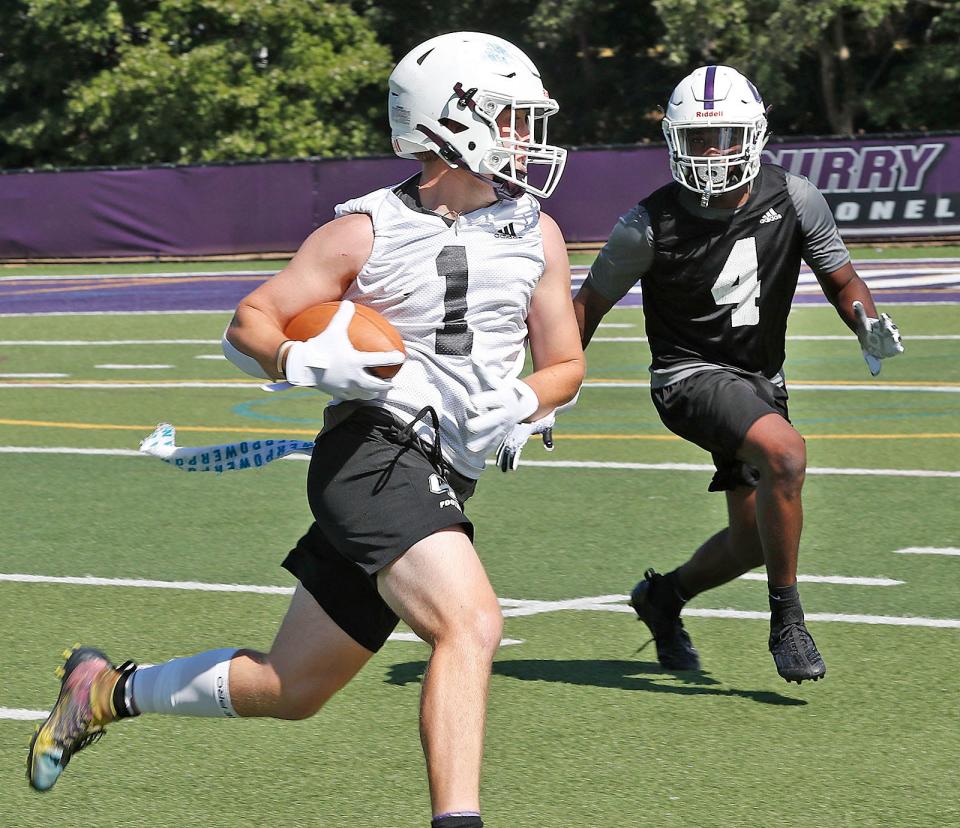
[131, 648, 240, 718]
[221, 329, 271, 379]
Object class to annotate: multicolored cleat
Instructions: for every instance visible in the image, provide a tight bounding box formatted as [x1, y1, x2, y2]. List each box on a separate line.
[27, 646, 132, 792]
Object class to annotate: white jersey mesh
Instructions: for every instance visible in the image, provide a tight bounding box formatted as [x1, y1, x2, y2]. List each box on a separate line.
[334, 180, 545, 478]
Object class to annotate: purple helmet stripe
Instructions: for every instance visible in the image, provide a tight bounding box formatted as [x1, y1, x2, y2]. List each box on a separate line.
[703, 65, 717, 110]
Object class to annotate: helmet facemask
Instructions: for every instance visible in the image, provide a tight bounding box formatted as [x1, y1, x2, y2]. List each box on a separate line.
[664, 119, 768, 206]
[389, 32, 567, 199]
[450, 86, 566, 199]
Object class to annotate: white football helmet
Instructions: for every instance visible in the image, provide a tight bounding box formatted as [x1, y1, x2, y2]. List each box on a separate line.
[388, 32, 567, 199]
[662, 65, 769, 205]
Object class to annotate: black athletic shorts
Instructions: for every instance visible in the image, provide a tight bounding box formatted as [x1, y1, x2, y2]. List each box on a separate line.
[651, 369, 790, 492]
[282, 405, 476, 653]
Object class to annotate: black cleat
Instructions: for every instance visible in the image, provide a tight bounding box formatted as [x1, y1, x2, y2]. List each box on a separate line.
[630, 569, 701, 671]
[769, 622, 826, 684]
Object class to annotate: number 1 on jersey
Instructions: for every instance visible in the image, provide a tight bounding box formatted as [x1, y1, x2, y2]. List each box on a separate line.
[712, 237, 760, 327]
[435, 245, 474, 356]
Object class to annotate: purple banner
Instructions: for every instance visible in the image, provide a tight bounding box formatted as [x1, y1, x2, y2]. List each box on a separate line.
[1, 133, 957, 259]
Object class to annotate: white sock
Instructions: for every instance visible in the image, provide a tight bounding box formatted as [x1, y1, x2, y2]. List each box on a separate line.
[131, 648, 240, 718]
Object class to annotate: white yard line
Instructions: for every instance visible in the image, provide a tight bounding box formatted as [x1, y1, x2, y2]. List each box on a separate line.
[0, 373, 68, 378]
[894, 547, 960, 556]
[1, 379, 958, 392]
[0, 573, 296, 593]
[10, 335, 960, 345]
[1, 446, 958, 478]
[0, 381, 259, 388]
[503, 595, 960, 628]
[0, 576, 947, 627]
[511, 459, 960, 478]
[580, 381, 960, 393]
[0, 339, 219, 345]
[0, 447, 144, 456]
[0, 270, 274, 282]
[4, 298, 960, 319]
[591, 335, 960, 342]
[0, 310, 228, 318]
[95, 364, 173, 370]
[0, 708, 48, 721]
[737, 573, 902, 586]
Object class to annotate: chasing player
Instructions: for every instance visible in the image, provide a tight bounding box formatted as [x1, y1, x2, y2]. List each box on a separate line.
[568, 66, 901, 682]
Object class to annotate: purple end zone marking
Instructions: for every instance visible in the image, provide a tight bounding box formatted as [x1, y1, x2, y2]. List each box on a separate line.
[703, 66, 717, 110]
[1, 261, 958, 314]
[0, 274, 267, 314]
[611, 289, 960, 307]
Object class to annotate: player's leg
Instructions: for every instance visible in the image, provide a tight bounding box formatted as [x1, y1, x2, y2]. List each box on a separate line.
[674, 487, 765, 596]
[377, 526, 502, 823]
[737, 413, 825, 683]
[27, 584, 373, 791]
[736, 412, 806, 586]
[631, 485, 765, 670]
[228, 583, 374, 718]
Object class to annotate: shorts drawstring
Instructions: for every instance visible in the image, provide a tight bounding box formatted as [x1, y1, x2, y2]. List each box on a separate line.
[395, 405, 445, 473]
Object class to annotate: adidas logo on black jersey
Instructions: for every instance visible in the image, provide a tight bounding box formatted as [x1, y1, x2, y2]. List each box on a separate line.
[759, 208, 782, 224]
[494, 222, 519, 239]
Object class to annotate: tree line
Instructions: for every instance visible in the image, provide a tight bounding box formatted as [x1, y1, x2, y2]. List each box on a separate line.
[0, 0, 956, 170]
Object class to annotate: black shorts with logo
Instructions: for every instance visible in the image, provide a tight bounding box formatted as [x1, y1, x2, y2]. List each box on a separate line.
[282, 405, 476, 653]
[651, 369, 790, 492]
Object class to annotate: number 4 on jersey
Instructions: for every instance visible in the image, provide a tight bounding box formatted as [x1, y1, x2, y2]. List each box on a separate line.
[711, 237, 759, 327]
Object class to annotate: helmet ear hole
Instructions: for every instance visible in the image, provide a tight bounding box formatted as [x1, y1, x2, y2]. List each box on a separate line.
[438, 117, 468, 134]
[468, 142, 476, 151]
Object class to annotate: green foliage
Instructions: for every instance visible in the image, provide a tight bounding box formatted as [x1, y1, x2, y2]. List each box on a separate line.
[352, 0, 676, 147]
[651, 0, 944, 136]
[865, 5, 960, 131]
[0, 0, 955, 168]
[0, 0, 393, 167]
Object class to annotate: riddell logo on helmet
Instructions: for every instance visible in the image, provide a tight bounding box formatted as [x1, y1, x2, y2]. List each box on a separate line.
[696, 111, 723, 117]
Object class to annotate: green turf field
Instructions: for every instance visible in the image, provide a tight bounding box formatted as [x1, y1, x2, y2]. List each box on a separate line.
[1, 290, 958, 826]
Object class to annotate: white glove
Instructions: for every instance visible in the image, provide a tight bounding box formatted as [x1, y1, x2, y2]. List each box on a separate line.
[466, 372, 539, 455]
[853, 301, 903, 377]
[495, 412, 556, 471]
[283, 301, 405, 400]
[495, 388, 580, 472]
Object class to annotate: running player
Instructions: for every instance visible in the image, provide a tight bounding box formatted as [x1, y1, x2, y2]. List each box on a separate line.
[27, 33, 584, 828]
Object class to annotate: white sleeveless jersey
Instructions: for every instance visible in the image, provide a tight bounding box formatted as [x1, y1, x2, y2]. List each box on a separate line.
[334, 179, 546, 478]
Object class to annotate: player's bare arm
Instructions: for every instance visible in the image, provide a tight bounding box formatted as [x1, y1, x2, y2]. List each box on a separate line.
[817, 261, 904, 374]
[523, 212, 586, 418]
[816, 261, 878, 329]
[225, 213, 374, 378]
[573, 282, 617, 348]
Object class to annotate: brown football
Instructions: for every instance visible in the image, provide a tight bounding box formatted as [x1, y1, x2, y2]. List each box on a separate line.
[283, 301, 405, 379]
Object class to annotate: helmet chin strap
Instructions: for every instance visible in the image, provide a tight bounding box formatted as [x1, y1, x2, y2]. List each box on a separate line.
[415, 122, 524, 200]
[700, 178, 713, 208]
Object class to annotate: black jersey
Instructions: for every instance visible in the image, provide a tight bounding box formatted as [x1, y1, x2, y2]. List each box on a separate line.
[641, 165, 803, 378]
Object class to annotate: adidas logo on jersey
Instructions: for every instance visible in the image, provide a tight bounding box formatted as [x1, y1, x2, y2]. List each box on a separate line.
[759, 208, 782, 224]
[493, 222, 519, 239]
